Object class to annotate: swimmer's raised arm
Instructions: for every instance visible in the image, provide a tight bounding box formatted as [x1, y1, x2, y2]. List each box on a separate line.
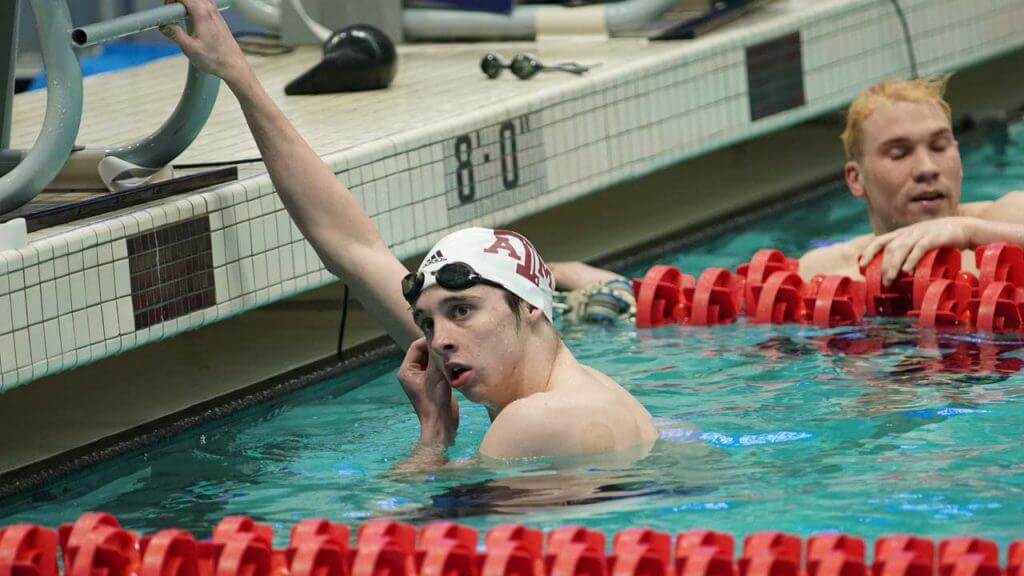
[161, 0, 418, 348]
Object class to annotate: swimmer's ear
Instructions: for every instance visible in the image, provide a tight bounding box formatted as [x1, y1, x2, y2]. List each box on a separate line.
[523, 302, 545, 324]
[845, 160, 865, 199]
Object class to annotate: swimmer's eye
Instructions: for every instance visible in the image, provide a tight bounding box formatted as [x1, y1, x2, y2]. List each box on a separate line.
[418, 317, 434, 335]
[451, 304, 472, 319]
[887, 146, 909, 160]
[931, 137, 952, 151]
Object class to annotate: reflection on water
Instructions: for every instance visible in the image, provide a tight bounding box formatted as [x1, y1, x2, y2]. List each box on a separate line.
[404, 435, 720, 520]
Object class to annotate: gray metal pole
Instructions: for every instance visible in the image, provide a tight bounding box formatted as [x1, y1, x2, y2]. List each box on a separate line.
[234, 0, 280, 33]
[403, 0, 680, 40]
[72, 0, 233, 48]
[0, 0, 20, 149]
[106, 60, 221, 169]
[0, 0, 82, 213]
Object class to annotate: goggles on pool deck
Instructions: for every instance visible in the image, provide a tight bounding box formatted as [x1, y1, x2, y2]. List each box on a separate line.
[402, 262, 503, 306]
[480, 53, 590, 80]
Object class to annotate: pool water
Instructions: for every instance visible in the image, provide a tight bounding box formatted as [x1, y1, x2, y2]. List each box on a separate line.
[2, 124, 1023, 548]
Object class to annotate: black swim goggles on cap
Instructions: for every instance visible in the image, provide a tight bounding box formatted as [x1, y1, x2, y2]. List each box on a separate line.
[402, 262, 502, 306]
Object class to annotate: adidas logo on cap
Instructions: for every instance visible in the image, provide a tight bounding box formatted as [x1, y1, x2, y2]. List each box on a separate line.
[422, 250, 446, 267]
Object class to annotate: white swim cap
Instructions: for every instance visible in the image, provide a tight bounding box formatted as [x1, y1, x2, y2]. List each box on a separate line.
[416, 227, 555, 321]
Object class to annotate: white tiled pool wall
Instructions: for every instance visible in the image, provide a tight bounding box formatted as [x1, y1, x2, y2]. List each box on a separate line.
[0, 0, 1021, 390]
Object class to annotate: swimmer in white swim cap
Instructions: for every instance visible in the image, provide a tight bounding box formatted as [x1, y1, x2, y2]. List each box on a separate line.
[164, 0, 656, 468]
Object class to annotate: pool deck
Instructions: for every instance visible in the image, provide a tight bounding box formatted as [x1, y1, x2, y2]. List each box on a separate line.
[1, 0, 1024, 470]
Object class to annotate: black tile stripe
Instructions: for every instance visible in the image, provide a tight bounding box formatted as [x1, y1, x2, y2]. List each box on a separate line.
[127, 216, 216, 330]
[746, 32, 806, 121]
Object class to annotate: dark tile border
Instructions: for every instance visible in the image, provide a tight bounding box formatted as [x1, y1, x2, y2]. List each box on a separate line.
[747, 32, 806, 121]
[128, 217, 216, 330]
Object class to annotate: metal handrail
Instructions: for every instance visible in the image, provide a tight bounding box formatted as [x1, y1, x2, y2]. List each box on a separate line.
[72, 0, 232, 47]
[0, 0, 232, 212]
[0, 0, 82, 214]
[104, 60, 222, 170]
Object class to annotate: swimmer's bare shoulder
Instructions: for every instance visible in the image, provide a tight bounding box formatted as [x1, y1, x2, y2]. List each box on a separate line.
[798, 234, 873, 280]
[957, 200, 995, 218]
[479, 368, 657, 459]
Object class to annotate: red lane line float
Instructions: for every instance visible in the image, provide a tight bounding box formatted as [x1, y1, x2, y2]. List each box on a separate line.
[873, 536, 934, 576]
[283, 521, 351, 576]
[484, 526, 544, 576]
[912, 248, 962, 310]
[213, 517, 273, 547]
[609, 529, 672, 576]
[140, 530, 198, 576]
[357, 522, 416, 555]
[287, 537, 348, 576]
[909, 279, 972, 328]
[689, 269, 740, 326]
[419, 523, 477, 554]
[736, 250, 797, 315]
[1008, 539, 1024, 576]
[14, 516, 1024, 576]
[751, 272, 804, 324]
[969, 281, 1024, 332]
[59, 513, 131, 575]
[546, 527, 606, 576]
[975, 242, 1024, 293]
[939, 537, 1000, 576]
[807, 276, 863, 327]
[738, 532, 800, 576]
[0, 525, 59, 576]
[214, 533, 271, 576]
[417, 523, 478, 576]
[479, 542, 538, 576]
[806, 534, 866, 576]
[547, 527, 605, 558]
[861, 253, 914, 317]
[634, 266, 693, 328]
[675, 531, 735, 576]
[633, 242, 1024, 334]
[67, 525, 136, 576]
[352, 521, 417, 576]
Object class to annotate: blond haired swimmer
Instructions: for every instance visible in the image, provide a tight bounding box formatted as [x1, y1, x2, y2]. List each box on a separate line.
[799, 77, 1024, 285]
[553, 78, 1024, 290]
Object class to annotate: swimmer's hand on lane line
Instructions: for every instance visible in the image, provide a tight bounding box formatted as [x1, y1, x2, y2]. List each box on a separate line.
[159, 0, 252, 86]
[858, 216, 976, 286]
[397, 338, 459, 446]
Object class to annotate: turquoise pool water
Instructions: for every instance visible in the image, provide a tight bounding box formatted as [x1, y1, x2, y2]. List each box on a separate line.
[1, 124, 1023, 548]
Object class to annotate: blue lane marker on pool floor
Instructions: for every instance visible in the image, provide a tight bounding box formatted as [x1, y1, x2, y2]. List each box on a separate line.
[659, 429, 814, 446]
[901, 407, 992, 418]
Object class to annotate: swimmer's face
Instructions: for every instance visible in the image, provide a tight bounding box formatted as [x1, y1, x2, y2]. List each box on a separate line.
[412, 284, 527, 407]
[846, 100, 962, 234]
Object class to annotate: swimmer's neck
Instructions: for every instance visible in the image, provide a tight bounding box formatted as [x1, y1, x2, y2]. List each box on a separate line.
[484, 340, 575, 421]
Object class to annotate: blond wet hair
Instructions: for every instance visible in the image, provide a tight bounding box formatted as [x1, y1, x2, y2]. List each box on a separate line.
[840, 76, 953, 160]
